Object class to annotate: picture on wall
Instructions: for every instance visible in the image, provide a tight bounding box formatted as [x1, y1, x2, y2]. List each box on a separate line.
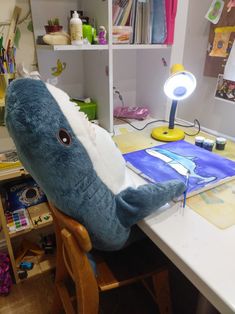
[215, 74, 235, 103]
[123, 140, 235, 198]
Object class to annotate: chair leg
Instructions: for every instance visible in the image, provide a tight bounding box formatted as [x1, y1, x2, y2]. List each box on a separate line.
[57, 282, 76, 314]
[51, 220, 74, 313]
[152, 270, 172, 314]
[51, 288, 64, 314]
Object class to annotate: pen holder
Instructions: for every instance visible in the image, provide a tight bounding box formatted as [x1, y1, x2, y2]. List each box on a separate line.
[0, 73, 15, 126]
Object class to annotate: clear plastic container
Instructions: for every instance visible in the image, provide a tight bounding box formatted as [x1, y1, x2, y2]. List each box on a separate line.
[112, 26, 132, 44]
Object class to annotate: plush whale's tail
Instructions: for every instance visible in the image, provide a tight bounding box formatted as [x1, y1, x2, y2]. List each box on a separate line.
[116, 179, 186, 228]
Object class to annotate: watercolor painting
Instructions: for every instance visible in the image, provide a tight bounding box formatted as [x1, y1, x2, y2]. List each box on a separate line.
[123, 140, 235, 197]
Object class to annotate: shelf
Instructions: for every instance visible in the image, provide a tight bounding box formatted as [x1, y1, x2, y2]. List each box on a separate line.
[0, 168, 27, 181]
[19, 254, 56, 281]
[112, 44, 169, 50]
[36, 44, 109, 51]
[9, 220, 53, 239]
[36, 44, 169, 51]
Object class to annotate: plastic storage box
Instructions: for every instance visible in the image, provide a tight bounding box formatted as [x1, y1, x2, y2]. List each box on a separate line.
[112, 26, 132, 44]
[71, 99, 97, 120]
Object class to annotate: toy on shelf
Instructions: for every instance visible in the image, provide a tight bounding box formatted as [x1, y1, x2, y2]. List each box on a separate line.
[98, 26, 107, 44]
[19, 261, 34, 270]
[28, 202, 53, 227]
[15, 239, 44, 266]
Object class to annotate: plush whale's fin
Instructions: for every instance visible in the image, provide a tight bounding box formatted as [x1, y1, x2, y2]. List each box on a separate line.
[116, 180, 186, 228]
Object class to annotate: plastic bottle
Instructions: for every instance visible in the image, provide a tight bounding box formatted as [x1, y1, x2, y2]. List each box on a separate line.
[70, 11, 83, 45]
[82, 17, 93, 44]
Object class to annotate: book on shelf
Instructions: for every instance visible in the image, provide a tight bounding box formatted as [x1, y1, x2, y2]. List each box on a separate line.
[151, 0, 167, 44]
[4, 177, 48, 212]
[164, 0, 178, 44]
[120, 0, 133, 26]
[0, 149, 23, 174]
[113, 0, 130, 26]
[135, 0, 153, 44]
[113, 0, 177, 45]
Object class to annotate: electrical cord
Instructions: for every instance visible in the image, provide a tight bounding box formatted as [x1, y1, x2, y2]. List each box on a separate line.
[114, 118, 168, 131]
[175, 119, 201, 136]
[114, 117, 201, 136]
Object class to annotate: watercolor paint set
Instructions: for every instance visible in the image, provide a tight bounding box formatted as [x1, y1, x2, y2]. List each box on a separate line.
[5, 208, 31, 234]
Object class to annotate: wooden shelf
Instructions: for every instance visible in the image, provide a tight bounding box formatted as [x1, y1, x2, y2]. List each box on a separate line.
[19, 254, 56, 281]
[9, 220, 53, 239]
[0, 168, 28, 181]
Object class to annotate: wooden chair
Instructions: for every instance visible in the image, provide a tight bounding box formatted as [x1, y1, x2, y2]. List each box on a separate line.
[49, 203, 173, 314]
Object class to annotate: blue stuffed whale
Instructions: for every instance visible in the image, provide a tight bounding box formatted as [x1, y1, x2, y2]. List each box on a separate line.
[6, 78, 186, 251]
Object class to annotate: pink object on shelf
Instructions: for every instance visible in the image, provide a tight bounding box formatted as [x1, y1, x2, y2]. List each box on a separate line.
[164, 0, 178, 45]
[114, 106, 149, 120]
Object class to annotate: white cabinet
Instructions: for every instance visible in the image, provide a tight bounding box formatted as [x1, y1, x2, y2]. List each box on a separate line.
[30, 0, 175, 132]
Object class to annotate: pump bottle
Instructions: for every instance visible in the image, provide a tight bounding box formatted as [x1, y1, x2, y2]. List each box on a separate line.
[70, 11, 83, 45]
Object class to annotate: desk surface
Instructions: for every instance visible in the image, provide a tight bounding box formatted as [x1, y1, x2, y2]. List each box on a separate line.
[114, 121, 235, 314]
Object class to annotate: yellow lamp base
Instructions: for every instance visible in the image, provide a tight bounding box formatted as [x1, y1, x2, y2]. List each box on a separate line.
[151, 126, 185, 142]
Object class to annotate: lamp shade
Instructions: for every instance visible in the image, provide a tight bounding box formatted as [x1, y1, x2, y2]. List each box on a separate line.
[164, 64, 197, 100]
[151, 64, 196, 142]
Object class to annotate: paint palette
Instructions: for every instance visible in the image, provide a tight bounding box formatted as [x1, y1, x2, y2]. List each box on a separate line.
[5, 208, 31, 234]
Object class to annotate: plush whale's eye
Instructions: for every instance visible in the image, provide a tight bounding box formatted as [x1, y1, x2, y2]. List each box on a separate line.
[58, 129, 71, 146]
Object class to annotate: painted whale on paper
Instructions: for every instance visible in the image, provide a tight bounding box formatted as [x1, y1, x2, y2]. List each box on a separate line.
[123, 140, 235, 197]
[146, 148, 216, 185]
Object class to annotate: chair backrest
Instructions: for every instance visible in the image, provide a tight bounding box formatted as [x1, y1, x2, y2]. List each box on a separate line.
[49, 202, 99, 314]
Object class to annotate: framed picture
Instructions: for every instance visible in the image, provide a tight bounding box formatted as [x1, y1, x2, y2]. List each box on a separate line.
[215, 74, 235, 104]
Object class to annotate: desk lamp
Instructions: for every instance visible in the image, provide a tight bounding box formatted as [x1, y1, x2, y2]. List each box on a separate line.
[151, 64, 197, 141]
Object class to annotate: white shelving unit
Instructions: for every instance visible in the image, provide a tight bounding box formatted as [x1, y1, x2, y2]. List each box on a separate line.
[30, 0, 176, 132]
[37, 44, 109, 51]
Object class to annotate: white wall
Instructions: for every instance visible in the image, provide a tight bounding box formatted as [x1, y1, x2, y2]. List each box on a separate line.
[178, 0, 235, 139]
[0, 0, 37, 72]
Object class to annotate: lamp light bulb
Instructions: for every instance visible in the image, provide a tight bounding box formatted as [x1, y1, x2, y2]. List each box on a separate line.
[164, 68, 197, 100]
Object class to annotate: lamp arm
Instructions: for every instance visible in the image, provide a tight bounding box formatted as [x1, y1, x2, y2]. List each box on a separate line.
[169, 100, 178, 129]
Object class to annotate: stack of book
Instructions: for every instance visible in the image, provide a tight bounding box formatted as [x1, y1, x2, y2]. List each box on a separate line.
[112, 0, 177, 45]
[0, 149, 23, 175]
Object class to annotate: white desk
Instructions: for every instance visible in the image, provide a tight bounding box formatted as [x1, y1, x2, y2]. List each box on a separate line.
[139, 202, 235, 314]
[114, 121, 235, 314]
